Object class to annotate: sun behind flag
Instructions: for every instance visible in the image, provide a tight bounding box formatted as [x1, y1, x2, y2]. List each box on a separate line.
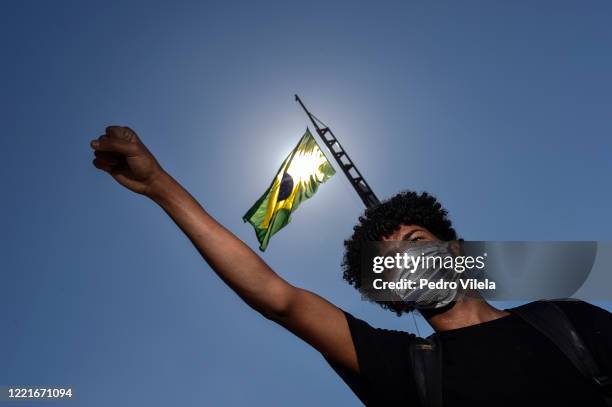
[243, 128, 335, 251]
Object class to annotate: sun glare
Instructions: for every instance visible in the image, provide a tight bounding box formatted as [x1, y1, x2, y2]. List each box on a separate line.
[287, 150, 327, 184]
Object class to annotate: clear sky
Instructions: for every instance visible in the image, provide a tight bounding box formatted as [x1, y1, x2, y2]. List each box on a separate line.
[2, 1, 611, 406]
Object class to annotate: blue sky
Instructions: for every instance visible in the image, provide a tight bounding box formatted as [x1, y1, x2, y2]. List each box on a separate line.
[1, 1, 611, 406]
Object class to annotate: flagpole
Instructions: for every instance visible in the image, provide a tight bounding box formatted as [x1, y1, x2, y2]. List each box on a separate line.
[294, 94, 380, 208]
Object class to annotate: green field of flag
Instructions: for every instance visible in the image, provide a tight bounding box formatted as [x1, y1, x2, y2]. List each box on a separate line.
[244, 128, 335, 251]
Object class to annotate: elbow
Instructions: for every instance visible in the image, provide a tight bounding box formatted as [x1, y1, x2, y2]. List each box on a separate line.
[259, 307, 285, 322]
[257, 284, 296, 322]
[259, 298, 292, 323]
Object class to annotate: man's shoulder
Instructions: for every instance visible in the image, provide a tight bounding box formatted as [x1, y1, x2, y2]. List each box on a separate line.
[343, 311, 417, 341]
[341, 311, 419, 365]
[548, 298, 611, 320]
[509, 299, 610, 317]
[515, 299, 612, 341]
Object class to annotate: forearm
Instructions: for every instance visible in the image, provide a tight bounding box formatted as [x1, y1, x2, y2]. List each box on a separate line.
[146, 171, 294, 317]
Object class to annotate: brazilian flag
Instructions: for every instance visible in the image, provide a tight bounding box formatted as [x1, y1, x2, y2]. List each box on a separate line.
[244, 128, 336, 251]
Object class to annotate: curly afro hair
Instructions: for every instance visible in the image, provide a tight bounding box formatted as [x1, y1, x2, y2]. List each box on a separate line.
[342, 191, 458, 315]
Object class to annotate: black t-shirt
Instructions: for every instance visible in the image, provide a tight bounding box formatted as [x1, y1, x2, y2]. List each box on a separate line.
[327, 300, 612, 406]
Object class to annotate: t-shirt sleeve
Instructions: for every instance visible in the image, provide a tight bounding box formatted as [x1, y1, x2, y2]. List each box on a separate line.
[325, 311, 418, 406]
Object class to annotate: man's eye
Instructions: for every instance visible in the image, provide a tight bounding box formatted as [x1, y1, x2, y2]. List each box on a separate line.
[411, 236, 424, 241]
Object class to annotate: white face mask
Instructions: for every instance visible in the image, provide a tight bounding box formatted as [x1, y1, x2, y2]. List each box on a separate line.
[383, 241, 462, 310]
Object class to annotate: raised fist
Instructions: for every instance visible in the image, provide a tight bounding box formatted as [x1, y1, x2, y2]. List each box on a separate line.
[91, 126, 165, 195]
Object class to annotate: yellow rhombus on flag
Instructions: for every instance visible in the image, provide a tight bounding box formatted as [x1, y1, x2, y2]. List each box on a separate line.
[243, 128, 335, 251]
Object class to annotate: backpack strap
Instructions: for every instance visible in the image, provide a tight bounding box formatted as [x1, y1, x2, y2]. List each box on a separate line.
[510, 300, 612, 407]
[410, 334, 443, 407]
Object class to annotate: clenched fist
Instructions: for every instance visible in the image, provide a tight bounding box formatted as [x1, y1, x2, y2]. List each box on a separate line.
[91, 126, 165, 195]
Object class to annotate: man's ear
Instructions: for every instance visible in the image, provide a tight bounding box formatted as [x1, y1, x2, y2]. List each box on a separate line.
[448, 240, 464, 256]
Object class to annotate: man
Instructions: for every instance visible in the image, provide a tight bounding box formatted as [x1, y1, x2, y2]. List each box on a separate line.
[91, 126, 611, 406]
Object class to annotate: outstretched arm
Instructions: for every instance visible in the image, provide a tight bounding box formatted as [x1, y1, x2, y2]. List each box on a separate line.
[90, 126, 358, 373]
